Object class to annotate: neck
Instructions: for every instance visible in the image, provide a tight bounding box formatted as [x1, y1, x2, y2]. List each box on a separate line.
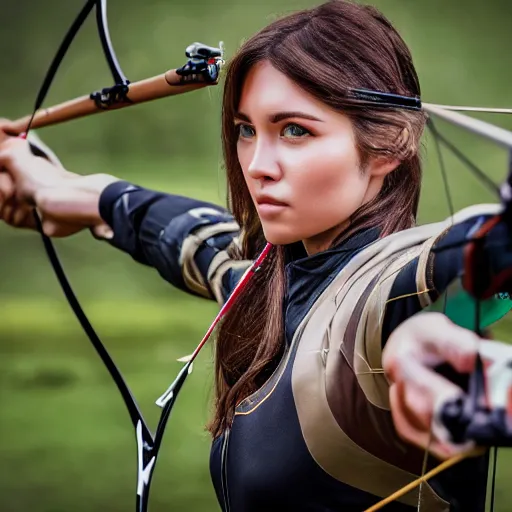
[302, 220, 350, 255]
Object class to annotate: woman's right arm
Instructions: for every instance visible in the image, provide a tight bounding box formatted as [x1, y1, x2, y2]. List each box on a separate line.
[97, 179, 252, 302]
[0, 134, 252, 304]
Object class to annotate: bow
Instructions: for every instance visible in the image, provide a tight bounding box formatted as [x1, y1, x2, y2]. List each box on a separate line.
[16, 1, 231, 511]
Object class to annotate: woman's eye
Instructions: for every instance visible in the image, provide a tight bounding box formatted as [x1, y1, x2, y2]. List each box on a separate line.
[237, 124, 255, 139]
[281, 124, 311, 139]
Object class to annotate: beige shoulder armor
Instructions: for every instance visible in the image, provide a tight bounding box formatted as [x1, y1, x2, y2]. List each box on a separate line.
[291, 206, 500, 510]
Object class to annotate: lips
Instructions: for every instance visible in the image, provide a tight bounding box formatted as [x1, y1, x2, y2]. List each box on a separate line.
[255, 195, 288, 207]
[255, 195, 288, 218]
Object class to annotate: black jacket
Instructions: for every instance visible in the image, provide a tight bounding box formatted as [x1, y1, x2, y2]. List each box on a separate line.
[99, 181, 512, 511]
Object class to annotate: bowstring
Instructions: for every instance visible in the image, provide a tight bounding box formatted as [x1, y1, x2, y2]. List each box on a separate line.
[428, 116, 454, 328]
[429, 127, 499, 196]
[429, 118, 456, 224]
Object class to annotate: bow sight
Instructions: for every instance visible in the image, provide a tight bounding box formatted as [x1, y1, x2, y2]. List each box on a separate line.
[177, 41, 225, 82]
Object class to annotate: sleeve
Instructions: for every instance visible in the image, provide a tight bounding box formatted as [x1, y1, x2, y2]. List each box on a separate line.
[98, 180, 252, 304]
[382, 212, 512, 344]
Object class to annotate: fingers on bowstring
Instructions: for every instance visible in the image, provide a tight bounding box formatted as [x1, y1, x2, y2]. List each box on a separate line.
[389, 358, 472, 461]
[0, 119, 15, 143]
[426, 315, 480, 374]
[0, 173, 17, 224]
[396, 356, 466, 409]
[12, 205, 36, 229]
[394, 378, 433, 433]
[427, 440, 473, 461]
[0, 197, 14, 224]
[0, 118, 19, 134]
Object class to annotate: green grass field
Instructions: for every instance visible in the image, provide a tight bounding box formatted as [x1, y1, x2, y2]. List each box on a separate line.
[0, 295, 220, 512]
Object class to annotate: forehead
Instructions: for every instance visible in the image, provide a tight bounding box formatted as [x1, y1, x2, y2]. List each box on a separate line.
[238, 60, 330, 117]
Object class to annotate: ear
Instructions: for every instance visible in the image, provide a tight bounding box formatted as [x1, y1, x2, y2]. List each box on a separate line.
[368, 156, 401, 178]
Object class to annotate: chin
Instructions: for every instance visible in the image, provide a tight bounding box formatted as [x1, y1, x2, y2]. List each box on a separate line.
[262, 226, 303, 246]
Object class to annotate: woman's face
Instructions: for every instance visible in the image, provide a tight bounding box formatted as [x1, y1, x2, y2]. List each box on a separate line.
[235, 61, 395, 254]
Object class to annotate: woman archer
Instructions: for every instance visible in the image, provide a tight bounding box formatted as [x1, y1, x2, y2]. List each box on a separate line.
[1, 1, 512, 510]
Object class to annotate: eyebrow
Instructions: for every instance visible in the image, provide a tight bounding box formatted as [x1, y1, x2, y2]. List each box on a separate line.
[234, 111, 324, 123]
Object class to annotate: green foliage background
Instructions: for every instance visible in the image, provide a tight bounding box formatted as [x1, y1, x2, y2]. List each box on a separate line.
[1, 0, 512, 510]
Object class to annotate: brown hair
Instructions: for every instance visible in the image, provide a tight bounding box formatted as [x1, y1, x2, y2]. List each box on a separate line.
[208, 0, 427, 437]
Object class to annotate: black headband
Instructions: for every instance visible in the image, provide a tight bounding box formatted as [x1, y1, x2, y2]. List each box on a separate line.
[347, 88, 422, 111]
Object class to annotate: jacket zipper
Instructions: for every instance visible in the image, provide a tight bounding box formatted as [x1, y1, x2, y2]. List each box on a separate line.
[220, 427, 231, 512]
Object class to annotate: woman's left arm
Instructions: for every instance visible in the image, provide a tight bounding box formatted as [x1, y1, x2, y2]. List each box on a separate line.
[382, 212, 512, 344]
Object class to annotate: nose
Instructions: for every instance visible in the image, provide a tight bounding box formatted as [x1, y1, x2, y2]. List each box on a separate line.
[246, 142, 282, 182]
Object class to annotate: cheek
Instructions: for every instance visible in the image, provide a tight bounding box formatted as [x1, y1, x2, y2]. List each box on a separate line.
[291, 138, 367, 215]
[260, 140, 368, 245]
